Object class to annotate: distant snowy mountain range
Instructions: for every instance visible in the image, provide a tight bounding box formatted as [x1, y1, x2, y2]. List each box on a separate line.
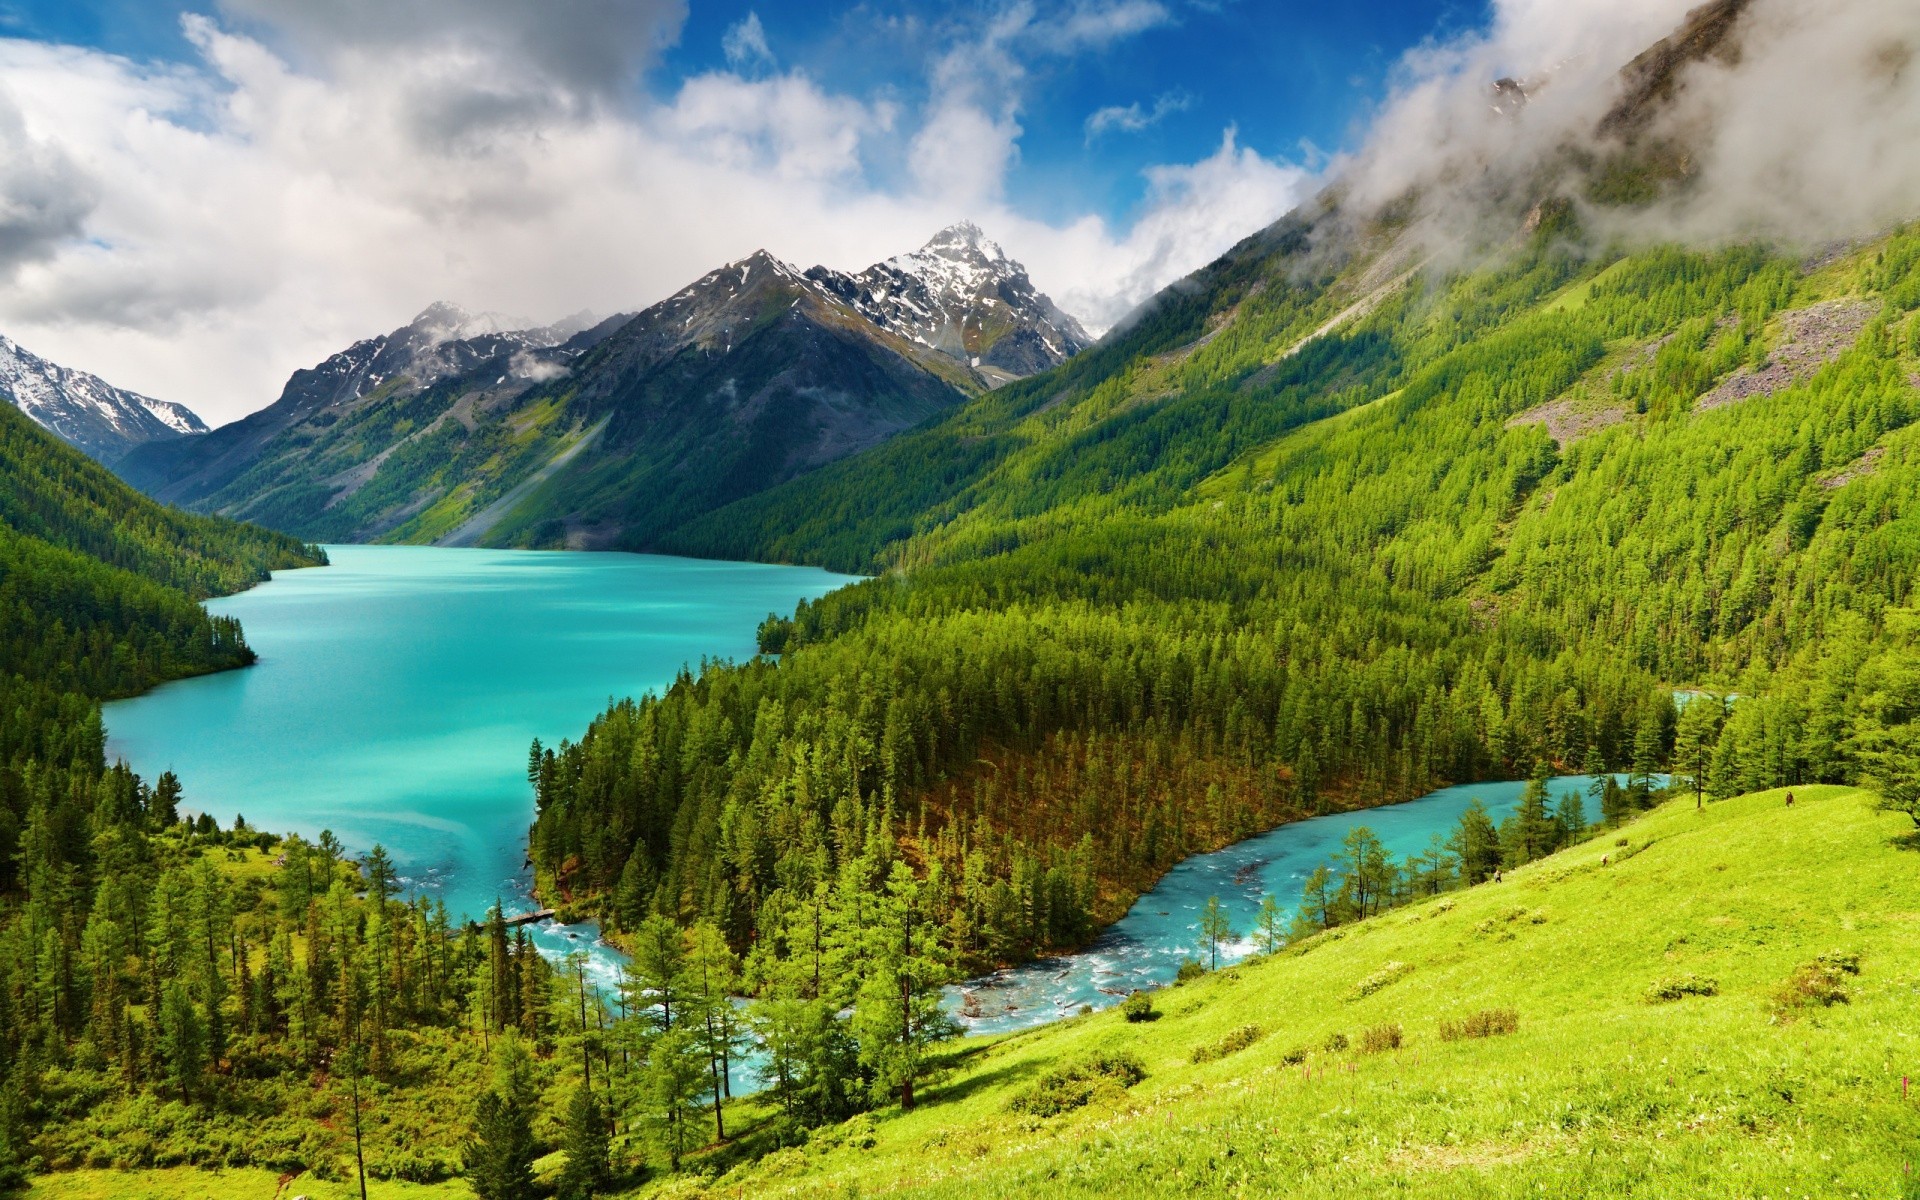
[112, 222, 1091, 550]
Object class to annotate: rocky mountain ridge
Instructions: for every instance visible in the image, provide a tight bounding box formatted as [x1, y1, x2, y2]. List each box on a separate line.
[116, 223, 1085, 549]
[0, 334, 206, 462]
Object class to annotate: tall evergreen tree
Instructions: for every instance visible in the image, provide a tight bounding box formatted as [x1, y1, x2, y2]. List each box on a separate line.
[557, 1084, 612, 1200]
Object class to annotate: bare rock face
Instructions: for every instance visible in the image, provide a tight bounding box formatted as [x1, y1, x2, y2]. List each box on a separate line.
[0, 335, 206, 462]
[1597, 0, 1754, 141]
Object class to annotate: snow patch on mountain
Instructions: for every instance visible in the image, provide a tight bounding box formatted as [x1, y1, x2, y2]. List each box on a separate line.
[0, 334, 206, 462]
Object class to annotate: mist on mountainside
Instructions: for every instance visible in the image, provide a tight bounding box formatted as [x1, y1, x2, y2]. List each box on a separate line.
[1330, 0, 1920, 262]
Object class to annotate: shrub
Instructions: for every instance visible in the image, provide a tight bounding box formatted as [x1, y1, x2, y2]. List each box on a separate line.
[1121, 991, 1157, 1022]
[1190, 1025, 1264, 1064]
[1645, 973, 1719, 1003]
[1359, 1023, 1404, 1054]
[1279, 1045, 1308, 1066]
[1438, 1008, 1520, 1041]
[1176, 960, 1207, 984]
[1346, 960, 1412, 1000]
[1322, 1031, 1349, 1053]
[1007, 1052, 1148, 1118]
[1774, 952, 1861, 1016]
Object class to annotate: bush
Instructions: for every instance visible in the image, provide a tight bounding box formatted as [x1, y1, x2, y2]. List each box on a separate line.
[1121, 991, 1157, 1022]
[1176, 960, 1207, 984]
[1438, 1008, 1520, 1041]
[1007, 1052, 1148, 1118]
[1359, 1023, 1403, 1054]
[1190, 1025, 1264, 1064]
[1773, 951, 1862, 1016]
[1279, 1045, 1308, 1066]
[1645, 973, 1719, 1002]
[1322, 1031, 1349, 1053]
[1346, 960, 1412, 1000]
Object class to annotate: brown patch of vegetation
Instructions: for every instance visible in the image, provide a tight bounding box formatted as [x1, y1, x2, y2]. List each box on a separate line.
[1191, 1024, 1265, 1064]
[915, 729, 1306, 927]
[1438, 1007, 1520, 1041]
[1772, 951, 1860, 1019]
[1359, 1023, 1404, 1054]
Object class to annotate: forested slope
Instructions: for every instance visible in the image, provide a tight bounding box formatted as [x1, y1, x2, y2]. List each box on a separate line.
[535, 213, 1920, 970]
[0, 403, 331, 1179]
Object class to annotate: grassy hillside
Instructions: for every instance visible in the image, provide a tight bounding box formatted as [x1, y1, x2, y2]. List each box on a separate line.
[668, 785, 1920, 1197]
[27, 784, 1919, 1199]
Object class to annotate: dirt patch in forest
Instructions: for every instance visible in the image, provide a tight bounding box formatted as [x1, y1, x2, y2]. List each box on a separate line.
[1506, 399, 1631, 445]
[1821, 445, 1886, 489]
[1695, 299, 1878, 411]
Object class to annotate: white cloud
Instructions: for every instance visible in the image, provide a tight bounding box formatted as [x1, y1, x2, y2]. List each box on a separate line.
[1328, 0, 1920, 257]
[1005, 128, 1313, 333]
[0, 3, 1307, 422]
[722, 12, 775, 72]
[1085, 89, 1193, 141]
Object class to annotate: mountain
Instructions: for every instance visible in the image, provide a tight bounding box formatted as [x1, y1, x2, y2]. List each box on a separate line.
[114, 301, 626, 522]
[809, 221, 1092, 384]
[116, 225, 1086, 548]
[0, 333, 206, 462]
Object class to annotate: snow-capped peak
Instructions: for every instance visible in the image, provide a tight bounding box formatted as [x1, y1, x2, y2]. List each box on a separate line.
[0, 333, 207, 461]
[810, 222, 1092, 380]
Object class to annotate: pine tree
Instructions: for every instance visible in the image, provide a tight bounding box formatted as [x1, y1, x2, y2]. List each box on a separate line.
[1513, 762, 1559, 862]
[557, 1084, 611, 1200]
[1293, 864, 1337, 934]
[468, 1034, 539, 1200]
[685, 921, 740, 1141]
[363, 844, 397, 905]
[1254, 894, 1286, 955]
[1629, 710, 1665, 806]
[1673, 695, 1725, 808]
[467, 1090, 537, 1200]
[1449, 800, 1502, 884]
[644, 1027, 705, 1170]
[1197, 895, 1233, 971]
[150, 770, 182, 829]
[157, 979, 206, 1102]
[852, 862, 957, 1111]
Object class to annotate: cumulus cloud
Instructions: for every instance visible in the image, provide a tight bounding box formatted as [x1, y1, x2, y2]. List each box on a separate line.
[1010, 128, 1313, 331]
[0, 91, 97, 274]
[217, 0, 687, 98]
[0, 0, 1304, 421]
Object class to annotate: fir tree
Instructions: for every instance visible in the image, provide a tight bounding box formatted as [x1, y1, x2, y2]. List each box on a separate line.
[558, 1084, 612, 1200]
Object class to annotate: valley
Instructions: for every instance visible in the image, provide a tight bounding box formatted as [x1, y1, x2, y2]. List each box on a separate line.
[3, 0, 1919, 1195]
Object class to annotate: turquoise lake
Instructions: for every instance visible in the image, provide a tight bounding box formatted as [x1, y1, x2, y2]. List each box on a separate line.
[103, 545, 856, 955]
[104, 544, 1637, 1064]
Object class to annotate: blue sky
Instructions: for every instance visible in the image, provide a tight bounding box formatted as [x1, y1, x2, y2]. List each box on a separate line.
[0, 0, 1495, 420]
[1, 0, 1483, 230]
